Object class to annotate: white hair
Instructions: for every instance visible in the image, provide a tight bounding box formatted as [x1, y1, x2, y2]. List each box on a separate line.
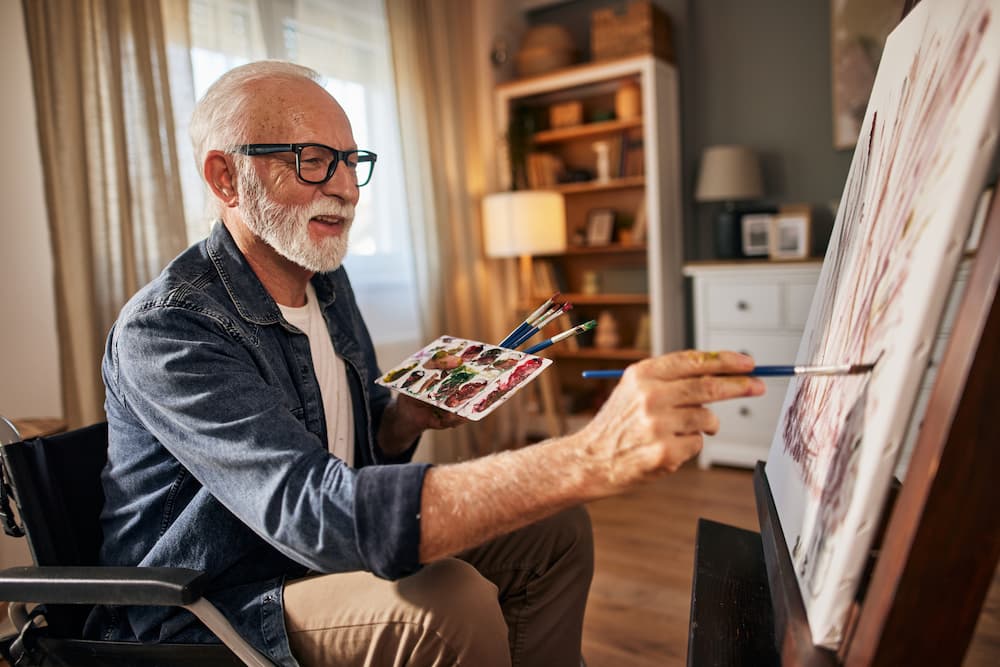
[189, 61, 323, 217]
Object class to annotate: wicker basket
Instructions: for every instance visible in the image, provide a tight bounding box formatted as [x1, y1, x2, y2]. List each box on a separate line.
[591, 0, 674, 63]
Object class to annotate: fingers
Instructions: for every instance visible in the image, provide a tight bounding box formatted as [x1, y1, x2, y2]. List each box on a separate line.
[623, 350, 765, 405]
[577, 349, 767, 493]
[661, 405, 719, 437]
[653, 434, 703, 474]
[634, 349, 757, 382]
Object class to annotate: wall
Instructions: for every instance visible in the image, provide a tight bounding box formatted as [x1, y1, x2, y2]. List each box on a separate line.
[0, 0, 57, 568]
[524, 0, 853, 260]
[686, 0, 852, 259]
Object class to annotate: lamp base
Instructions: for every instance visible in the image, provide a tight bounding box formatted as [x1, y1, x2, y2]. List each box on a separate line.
[713, 208, 742, 259]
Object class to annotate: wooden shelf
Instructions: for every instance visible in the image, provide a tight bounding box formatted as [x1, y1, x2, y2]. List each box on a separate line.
[553, 176, 645, 194]
[542, 243, 647, 256]
[549, 347, 648, 361]
[533, 118, 643, 144]
[535, 292, 648, 305]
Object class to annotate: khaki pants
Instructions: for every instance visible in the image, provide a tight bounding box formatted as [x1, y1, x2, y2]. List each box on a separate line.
[283, 506, 593, 666]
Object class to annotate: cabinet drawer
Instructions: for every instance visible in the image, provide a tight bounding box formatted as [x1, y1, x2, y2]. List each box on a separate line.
[786, 281, 816, 329]
[705, 283, 781, 329]
[705, 332, 803, 365]
[711, 378, 789, 439]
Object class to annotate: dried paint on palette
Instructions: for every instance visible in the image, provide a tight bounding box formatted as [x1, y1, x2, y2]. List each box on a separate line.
[376, 336, 552, 421]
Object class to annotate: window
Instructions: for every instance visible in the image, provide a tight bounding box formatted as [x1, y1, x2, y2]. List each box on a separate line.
[186, 0, 423, 364]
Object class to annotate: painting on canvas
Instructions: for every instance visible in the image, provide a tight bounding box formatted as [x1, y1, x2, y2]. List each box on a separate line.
[766, 0, 1000, 648]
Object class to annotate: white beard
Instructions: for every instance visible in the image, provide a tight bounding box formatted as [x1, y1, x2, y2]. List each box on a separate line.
[236, 160, 354, 273]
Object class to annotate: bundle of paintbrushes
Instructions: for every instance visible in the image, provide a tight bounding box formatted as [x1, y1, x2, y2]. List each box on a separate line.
[497, 293, 596, 353]
[377, 295, 596, 420]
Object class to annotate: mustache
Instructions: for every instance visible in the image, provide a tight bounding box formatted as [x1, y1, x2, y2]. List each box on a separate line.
[299, 199, 355, 223]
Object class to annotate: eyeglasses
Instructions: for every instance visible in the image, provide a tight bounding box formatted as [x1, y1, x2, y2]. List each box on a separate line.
[232, 143, 377, 187]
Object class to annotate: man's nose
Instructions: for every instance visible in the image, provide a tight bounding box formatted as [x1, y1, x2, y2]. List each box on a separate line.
[319, 164, 360, 204]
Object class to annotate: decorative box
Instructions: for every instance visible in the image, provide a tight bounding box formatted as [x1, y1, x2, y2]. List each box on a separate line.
[591, 0, 674, 63]
[549, 100, 583, 128]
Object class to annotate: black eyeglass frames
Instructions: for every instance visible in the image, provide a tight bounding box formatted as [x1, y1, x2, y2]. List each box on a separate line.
[232, 143, 377, 187]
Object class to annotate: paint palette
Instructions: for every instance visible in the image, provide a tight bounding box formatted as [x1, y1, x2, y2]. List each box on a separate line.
[376, 336, 552, 421]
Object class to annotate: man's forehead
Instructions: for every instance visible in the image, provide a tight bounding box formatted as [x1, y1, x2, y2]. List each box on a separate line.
[243, 78, 354, 143]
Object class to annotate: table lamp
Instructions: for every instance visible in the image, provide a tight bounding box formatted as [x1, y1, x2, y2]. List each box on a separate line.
[694, 145, 763, 258]
[482, 191, 566, 303]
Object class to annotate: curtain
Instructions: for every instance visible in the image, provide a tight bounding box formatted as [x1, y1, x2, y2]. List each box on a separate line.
[386, 0, 524, 462]
[22, 0, 193, 427]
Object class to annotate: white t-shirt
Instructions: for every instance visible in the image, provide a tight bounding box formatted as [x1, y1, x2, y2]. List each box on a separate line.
[277, 284, 354, 467]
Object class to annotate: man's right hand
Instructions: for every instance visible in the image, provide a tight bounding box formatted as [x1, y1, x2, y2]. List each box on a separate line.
[572, 350, 765, 495]
[418, 349, 765, 563]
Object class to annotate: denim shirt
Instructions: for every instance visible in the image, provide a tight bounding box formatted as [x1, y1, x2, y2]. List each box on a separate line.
[88, 222, 429, 666]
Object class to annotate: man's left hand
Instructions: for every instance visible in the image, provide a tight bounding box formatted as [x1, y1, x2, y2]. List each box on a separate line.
[394, 394, 467, 431]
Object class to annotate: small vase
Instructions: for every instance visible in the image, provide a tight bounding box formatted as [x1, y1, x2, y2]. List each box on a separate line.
[615, 81, 641, 121]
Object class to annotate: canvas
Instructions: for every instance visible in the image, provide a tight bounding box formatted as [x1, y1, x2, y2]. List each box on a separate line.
[766, 0, 1000, 648]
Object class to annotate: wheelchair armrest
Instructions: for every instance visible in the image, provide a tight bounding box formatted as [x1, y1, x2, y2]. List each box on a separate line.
[0, 565, 208, 606]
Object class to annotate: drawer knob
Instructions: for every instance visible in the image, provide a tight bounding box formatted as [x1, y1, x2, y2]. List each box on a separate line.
[736, 300, 749, 311]
[739, 406, 751, 417]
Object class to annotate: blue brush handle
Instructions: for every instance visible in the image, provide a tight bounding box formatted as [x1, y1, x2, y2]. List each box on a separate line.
[581, 369, 624, 379]
[508, 326, 540, 349]
[522, 339, 553, 355]
[749, 365, 796, 376]
[582, 366, 803, 380]
[499, 323, 530, 348]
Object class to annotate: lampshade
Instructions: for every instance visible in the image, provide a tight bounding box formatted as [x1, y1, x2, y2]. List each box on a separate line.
[482, 191, 567, 258]
[694, 145, 763, 202]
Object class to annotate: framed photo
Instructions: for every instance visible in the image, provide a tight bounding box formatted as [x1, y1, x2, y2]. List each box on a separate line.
[741, 213, 773, 257]
[769, 209, 812, 260]
[586, 208, 615, 246]
[831, 0, 905, 149]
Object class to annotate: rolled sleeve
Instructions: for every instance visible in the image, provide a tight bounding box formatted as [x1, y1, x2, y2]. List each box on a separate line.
[354, 462, 432, 579]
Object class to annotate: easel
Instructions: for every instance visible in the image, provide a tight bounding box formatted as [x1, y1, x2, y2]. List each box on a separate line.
[687, 179, 1000, 664]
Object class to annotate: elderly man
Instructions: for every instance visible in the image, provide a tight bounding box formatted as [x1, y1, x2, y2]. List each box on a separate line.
[88, 61, 764, 666]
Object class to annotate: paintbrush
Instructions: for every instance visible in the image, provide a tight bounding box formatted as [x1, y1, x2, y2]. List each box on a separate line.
[508, 303, 573, 349]
[749, 363, 877, 376]
[581, 362, 877, 380]
[498, 293, 560, 348]
[522, 319, 597, 355]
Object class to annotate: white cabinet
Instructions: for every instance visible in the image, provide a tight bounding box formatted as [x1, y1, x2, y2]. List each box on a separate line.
[683, 261, 822, 469]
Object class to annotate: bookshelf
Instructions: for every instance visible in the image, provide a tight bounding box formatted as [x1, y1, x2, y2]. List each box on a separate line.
[495, 55, 684, 434]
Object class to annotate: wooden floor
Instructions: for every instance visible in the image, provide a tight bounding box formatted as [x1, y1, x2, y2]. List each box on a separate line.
[580, 463, 1000, 667]
[1, 463, 995, 665]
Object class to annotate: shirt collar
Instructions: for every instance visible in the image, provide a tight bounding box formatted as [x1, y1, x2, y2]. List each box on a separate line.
[206, 221, 339, 325]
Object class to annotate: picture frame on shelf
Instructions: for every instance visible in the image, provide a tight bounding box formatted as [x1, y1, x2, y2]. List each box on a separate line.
[586, 208, 616, 246]
[769, 210, 812, 260]
[741, 213, 773, 257]
[831, 0, 904, 149]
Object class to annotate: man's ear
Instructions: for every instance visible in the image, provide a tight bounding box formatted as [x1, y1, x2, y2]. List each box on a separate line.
[204, 150, 239, 208]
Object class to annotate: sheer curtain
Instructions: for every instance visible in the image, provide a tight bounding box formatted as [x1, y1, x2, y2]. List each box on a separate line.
[186, 0, 424, 369]
[385, 0, 522, 461]
[22, 0, 193, 428]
